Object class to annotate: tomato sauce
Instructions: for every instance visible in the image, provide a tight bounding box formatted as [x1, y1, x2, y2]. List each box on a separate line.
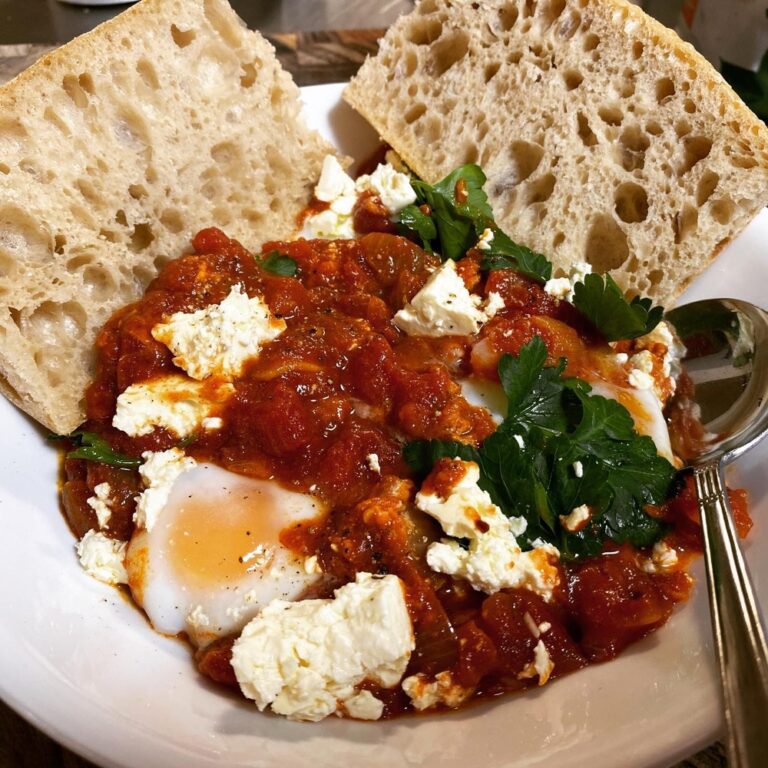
[62, 225, 752, 718]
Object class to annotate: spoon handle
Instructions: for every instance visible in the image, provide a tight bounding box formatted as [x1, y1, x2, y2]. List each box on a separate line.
[694, 462, 768, 768]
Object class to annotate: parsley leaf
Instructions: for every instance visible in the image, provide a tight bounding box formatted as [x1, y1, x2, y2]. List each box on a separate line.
[396, 204, 437, 251]
[572, 272, 664, 341]
[405, 337, 676, 558]
[721, 49, 768, 122]
[49, 431, 141, 469]
[258, 250, 298, 277]
[479, 227, 552, 284]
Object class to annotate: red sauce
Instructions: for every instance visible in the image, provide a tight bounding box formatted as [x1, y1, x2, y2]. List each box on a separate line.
[62, 226, 752, 718]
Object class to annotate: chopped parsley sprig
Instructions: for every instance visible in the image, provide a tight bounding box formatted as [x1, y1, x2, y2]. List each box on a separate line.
[258, 250, 298, 277]
[404, 337, 676, 559]
[49, 430, 142, 469]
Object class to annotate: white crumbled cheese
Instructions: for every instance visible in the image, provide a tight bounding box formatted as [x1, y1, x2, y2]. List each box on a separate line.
[416, 461, 560, 600]
[543, 261, 592, 303]
[152, 284, 286, 381]
[340, 690, 385, 721]
[366, 453, 382, 474]
[476, 228, 495, 251]
[187, 605, 212, 631]
[615, 352, 629, 364]
[394, 260, 498, 337]
[86, 482, 113, 529]
[518, 640, 554, 685]
[559, 504, 591, 532]
[572, 461, 584, 478]
[401, 670, 473, 711]
[627, 350, 655, 391]
[513, 434, 525, 450]
[355, 163, 417, 214]
[539, 621, 551, 634]
[642, 541, 680, 574]
[231, 572, 414, 722]
[113, 374, 233, 439]
[303, 555, 322, 575]
[315, 154, 356, 205]
[134, 448, 197, 532]
[523, 611, 540, 638]
[303, 208, 356, 239]
[76, 530, 128, 585]
[631, 321, 687, 401]
[484, 291, 505, 319]
[202, 416, 224, 431]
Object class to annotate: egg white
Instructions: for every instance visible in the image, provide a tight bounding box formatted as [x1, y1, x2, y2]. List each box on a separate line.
[125, 463, 324, 647]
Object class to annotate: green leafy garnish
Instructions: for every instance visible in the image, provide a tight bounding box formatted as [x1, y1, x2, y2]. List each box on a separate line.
[258, 250, 298, 277]
[479, 227, 552, 284]
[49, 431, 141, 469]
[572, 272, 664, 341]
[405, 337, 676, 558]
[721, 49, 768, 122]
[396, 204, 437, 251]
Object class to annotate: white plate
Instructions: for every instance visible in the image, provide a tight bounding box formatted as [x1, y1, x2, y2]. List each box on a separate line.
[0, 82, 765, 768]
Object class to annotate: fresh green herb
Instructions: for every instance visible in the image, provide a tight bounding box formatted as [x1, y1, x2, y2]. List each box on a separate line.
[721, 49, 768, 123]
[572, 272, 664, 341]
[49, 431, 141, 469]
[479, 227, 552, 284]
[405, 337, 676, 558]
[396, 204, 437, 251]
[258, 250, 298, 277]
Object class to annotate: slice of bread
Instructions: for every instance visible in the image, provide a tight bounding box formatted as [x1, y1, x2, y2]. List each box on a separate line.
[344, 0, 768, 304]
[0, 0, 333, 434]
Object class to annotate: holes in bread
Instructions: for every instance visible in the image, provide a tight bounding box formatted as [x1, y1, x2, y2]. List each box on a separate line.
[553, 232, 565, 248]
[24, 300, 87, 345]
[683, 98, 696, 114]
[632, 41, 644, 60]
[507, 50, 523, 65]
[62, 75, 90, 109]
[113, 108, 150, 153]
[674, 119, 691, 139]
[674, 203, 698, 244]
[83, 264, 117, 301]
[136, 59, 160, 90]
[577, 112, 597, 147]
[655, 77, 675, 104]
[507, 141, 544, 185]
[563, 69, 583, 90]
[485, 61, 501, 82]
[171, 24, 196, 48]
[404, 103, 427, 125]
[539, 0, 566, 29]
[557, 10, 581, 39]
[419, 0, 438, 14]
[461, 144, 479, 165]
[203, 0, 241, 47]
[0, 205, 52, 270]
[728, 153, 758, 170]
[0, 164, 9, 175]
[129, 184, 148, 200]
[679, 135, 712, 175]
[522, 0, 536, 19]
[696, 170, 719, 206]
[614, 182, 648, 224]
[54, 235, 67, 256]
[617, 125, 649, 171]
[710, 197, 735, 225]
[407, 16, 443, 45]
[498, 3, 519, 31]
[129, 223, 154, 253]
[240, 62, 258, 89]
[645, 119, 662, 136]
[66, 254, 95, 273]
[584, 215, 628, 271]
[598, 105, 623, 126]
[525, 173, 556, 205]
[159, 208, 184, 234]
[133, 263, 156, 288]
[43, 105, 70, 137]
[583, 33, 600, 52]
[618, 69, 635, 98]
[75, 179, 99, 205]
[403, 50, 419, 78]
[648, 269, 663, 287]
[430, 31, 470, 77]
[424, 115, 444, 143]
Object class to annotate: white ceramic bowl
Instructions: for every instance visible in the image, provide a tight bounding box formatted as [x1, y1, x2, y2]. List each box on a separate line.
[0, 83, 766, 768]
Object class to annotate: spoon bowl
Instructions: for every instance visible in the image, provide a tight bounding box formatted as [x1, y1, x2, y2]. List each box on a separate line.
[665, 298, 768, 768]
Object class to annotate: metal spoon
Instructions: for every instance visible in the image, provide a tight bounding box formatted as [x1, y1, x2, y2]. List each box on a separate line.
[665, 299, 768, 768]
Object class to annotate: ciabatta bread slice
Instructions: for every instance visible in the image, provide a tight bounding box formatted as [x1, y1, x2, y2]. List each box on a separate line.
[344, 0, 768, 304]
[0, 0, 333, 434]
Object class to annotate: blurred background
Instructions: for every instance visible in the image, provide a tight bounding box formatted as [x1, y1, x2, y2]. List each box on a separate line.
[0, 0, 682, 43]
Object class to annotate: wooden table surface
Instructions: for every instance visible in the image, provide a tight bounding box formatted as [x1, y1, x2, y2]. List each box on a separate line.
[0, 25, 728, 768]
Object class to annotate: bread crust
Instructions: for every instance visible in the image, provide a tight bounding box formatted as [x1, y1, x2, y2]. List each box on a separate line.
[344, 0, 768, 305]
[0, 0, 333, 433]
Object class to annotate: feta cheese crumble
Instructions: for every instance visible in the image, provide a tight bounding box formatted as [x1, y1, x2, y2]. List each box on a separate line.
[356, 163, 417, 213]
[627, 350, 655, 391]
[401, 670, 473, 711]
[112, 374, 233, 439]
[642, 541, 679, 573]
[394, 260, 501, 337]
[152, 284, 286, 381]
[416, 460, 561, 600]
[231, 572, 414, 722]
[86, 482, 113, 529]
[572, 461, 584, 479]
[134, 448, 197, 532]
[543, 261, 592, 303]
[366, 453, 382, 474]
[517, 640, 554, 685]
[559, 504, 591, 532]
[77, 530, 128, 585]
[476, 228, 494, 251]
